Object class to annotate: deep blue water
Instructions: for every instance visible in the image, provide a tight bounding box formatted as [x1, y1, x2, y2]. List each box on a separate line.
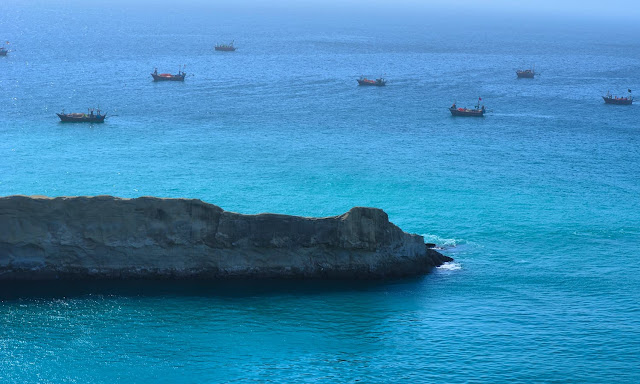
[1, 2, 640, 383]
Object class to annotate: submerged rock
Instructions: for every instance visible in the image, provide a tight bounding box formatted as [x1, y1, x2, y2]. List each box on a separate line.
[0, 195, 451, 280]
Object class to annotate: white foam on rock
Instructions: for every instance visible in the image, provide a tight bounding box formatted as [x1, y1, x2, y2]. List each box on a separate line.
[436, 261, 462, 271]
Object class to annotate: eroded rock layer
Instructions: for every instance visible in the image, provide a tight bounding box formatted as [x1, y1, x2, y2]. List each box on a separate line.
[0, 195, 451, 280]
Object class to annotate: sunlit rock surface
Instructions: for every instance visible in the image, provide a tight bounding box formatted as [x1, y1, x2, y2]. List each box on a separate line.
[0, 195, 451, 280]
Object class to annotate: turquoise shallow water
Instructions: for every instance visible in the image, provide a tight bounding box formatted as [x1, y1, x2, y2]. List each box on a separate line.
[1, 2, 640, 382]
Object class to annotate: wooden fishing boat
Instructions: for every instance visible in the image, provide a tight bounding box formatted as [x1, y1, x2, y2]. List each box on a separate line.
[357, 76, 386, 86]
[151, 67, 186, 82]
[516, 69, 535, 78]
[215, 41, 236, 51]
[602, 90, 633, 105]
[57, 109, 106, 123]
[449, 98, 486, 117]
[0, 41, 9, 56]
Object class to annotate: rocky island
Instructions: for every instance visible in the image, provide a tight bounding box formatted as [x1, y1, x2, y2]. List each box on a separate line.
[0, 195, 451, 280]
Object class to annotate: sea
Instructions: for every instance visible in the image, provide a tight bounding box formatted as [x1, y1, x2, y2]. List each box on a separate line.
[1, 1, 639, 382]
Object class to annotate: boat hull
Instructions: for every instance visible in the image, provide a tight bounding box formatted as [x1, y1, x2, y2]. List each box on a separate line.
[151, 73, 185, 82]
[602, 97, 632, 105]
[57, 113, 106, 123]
[449, 108, 484, 117]
[0, 50, 7, 56]
[357, 79, 386, 86]
[516, 71, 534, 78]
[215, 47, 236, 51]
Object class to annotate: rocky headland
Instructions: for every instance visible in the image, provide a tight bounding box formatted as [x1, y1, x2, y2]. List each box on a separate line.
[0, 195, 452, 280]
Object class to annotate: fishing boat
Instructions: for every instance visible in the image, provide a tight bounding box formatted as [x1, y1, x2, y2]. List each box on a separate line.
[57, 109, 106, 123]
[0, 41, 9, 56]
[602, 90, 633, 105]
[151, 67, 186, 82]
[215, 41, 236, 51]
[516, 68, 535, 78]
[357, 76, 386, 86]
[449, 98, 486, 117]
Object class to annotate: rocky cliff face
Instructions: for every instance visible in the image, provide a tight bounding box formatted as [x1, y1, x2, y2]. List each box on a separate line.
[0, 195, 451, 280]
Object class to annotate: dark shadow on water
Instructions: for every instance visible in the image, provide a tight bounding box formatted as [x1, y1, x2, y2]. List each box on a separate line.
[0, 276, 431, 301]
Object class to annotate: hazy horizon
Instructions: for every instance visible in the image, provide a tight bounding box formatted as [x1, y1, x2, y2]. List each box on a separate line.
[1, 0, 639, 25]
